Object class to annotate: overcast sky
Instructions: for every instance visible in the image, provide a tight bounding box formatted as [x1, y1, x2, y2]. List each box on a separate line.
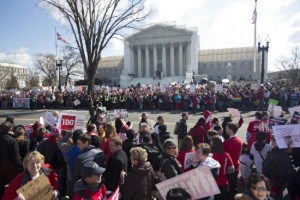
[0, 0, 299, 72]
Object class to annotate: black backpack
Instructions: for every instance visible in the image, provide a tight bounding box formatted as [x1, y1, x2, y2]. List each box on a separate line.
[136, 144, 163, 171]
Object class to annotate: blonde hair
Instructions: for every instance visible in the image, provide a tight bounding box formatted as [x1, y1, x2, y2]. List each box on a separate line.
[23, 151, 45, 169]
[105, 122, 116, 137]
[130, 147, 148, 165]
[15, 126, 26, 142]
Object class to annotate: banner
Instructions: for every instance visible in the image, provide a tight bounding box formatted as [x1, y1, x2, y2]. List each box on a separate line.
[16, 174, 54, 200]
[156, 166, 220, 200]
[183, 152, 197, 169]
[272, 124, 300, 149]
[291, 111, 300, 124]
[268, 116, 288, 128]
[227, 108, 240, 117]
[231, 97, 241, 102]
[58, 113, 85, 131]
[13, 98, 30, 109]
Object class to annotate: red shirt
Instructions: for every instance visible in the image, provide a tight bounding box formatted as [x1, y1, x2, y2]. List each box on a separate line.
[212, 152, 234, 186]
[73, 185, 107, 200]
[247, 120, 271, 149]
[223, 136, 243, 172]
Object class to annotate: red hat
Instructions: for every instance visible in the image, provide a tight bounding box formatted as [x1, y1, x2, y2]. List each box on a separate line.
[203, 110, 211, 119]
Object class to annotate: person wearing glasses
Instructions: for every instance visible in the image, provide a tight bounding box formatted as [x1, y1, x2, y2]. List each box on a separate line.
[235, 173, 272, 200]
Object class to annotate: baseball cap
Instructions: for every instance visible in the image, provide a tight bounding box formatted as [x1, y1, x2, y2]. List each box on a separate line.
[81, 161, 106, 178]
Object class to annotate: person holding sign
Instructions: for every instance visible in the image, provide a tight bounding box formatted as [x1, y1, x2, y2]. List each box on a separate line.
[3, 151, 59, 200]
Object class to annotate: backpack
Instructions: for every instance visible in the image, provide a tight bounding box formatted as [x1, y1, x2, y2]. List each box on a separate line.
[136, 144, 162, 171]
[173, 122, 180, 135]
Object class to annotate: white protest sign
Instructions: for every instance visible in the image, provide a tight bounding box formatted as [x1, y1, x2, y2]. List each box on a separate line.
[44, 112, 56, 127]
[39, 117, 44, 126]
[215, 84, 223, 93]
[227, 108, 240, 117]
[289, 106, 300, 116]
[58, 113, 85, 131]
[74, 99, 81, 106]
[251, 83, 259, 90]
[183, 152, 197, 169]
[156, 166, 220, 200]
[190, 85, 196, 93]
[272, 124, 300, 149]
[160, 86, 166, 92]
[273, 106, 283, 117]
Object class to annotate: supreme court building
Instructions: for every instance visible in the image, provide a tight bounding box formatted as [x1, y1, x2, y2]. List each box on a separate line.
[96, 23, 267, 87]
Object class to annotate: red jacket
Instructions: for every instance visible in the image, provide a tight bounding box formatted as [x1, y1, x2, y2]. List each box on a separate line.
[223, 136, 243, 172]
[212, 152, 234, 186]
[3, 164, 59, 200]
[177, 149, 195, 172]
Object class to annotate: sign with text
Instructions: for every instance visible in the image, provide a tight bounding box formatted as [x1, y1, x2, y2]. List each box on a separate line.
[291, 111, 300, 124]
[156, 166, 220, 200]
[44, 112, 57, 127]
[215, 84, 223, 93]
[268, 104, 283, 117]
[58, 113, 85, 131]
[190, 85, 196, 93]
[183, 152, 197, 170]
[13, 98, 30, 109]
[227, 108, 240, 117]
[16, 174, 54, 200]
[73, 99, 81, 106]
[268, 116, 288, 128]
[268, 98, 279, 106]
[272, 124, 300, 149]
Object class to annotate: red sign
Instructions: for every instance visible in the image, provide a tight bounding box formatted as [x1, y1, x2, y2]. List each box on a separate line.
[60, 115, 76, 130]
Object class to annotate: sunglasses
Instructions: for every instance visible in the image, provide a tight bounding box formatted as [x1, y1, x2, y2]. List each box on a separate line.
[251, 186, 268, 192]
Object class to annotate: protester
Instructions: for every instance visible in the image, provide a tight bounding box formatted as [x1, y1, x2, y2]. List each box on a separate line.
[14, 125, 30, 161]
[73, 161, 107, 200]
[2, 151, 59, 200]
[177, 112, 189, 148]
[166, 187, 192, 200]
[121, 147, 156, 199]
[177, 135, 195, 172]
[239, 143, 254, 185]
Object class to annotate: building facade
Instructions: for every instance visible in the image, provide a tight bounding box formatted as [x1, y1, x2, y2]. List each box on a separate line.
[96, 23, 267, 86]
[0, 60, 28, 90]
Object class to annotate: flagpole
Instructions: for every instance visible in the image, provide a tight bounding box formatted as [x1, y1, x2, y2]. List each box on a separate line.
[55, 27, 58, 89]
[253, 0, 257, 76]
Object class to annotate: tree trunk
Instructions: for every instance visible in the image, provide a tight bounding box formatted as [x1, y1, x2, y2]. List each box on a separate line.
[65, 74, 69, 87]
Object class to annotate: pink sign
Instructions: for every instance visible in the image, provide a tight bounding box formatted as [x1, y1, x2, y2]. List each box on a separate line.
[156, 166, 220, 200]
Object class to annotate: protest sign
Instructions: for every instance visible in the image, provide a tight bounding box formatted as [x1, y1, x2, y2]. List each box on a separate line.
[291, 111, 300, 124]
[183, 152, 197, 169]
[251, 83, 259, 90]
[105, 112, 117, 122]
[156, 166, 220, 200]
[268, 116, 288, 128]
[39, 117, 44, 126]
[25, 125, 33, 138]
[73, 99, 81, 106]
[13, 98, 30, 109]
[272, 124, 300, 149]
[160, 86, 166, 92]
[45, 112, 56, 127]
[232, 97, 241, 102]
[16, 174, 54, 200]
[227, 108, 240, 117]
[268, 104, 282, 117]
[58, 113, 85, 131]
[215, 84, 223, 93]
[190, 85, 196, 93]
[289, 106, 300, 116]
[268, 98, 279, 106]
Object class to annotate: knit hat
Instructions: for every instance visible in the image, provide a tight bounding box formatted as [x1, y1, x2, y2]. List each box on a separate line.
[163, 139, 177, 149]
[81, 161, 106, 178]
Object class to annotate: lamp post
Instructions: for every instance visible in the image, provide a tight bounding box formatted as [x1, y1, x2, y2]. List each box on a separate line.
[56, 59, 63, 91]
[258, 37, 270, 84]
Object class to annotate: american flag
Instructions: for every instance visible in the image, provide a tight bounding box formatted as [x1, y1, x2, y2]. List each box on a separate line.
[57, 33, 68, 44]
[252, 7, 257, 24]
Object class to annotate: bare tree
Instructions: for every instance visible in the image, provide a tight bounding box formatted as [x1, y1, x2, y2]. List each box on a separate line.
[41, 0, 151, 91]
[61, 46, 83, 87]
[34, 54, 57, 89]
[275, 47, 300, 86]
[25, 68, 40, 88]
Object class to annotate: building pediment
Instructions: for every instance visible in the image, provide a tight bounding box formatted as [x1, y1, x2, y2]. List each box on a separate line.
[126, 24, 196, 45]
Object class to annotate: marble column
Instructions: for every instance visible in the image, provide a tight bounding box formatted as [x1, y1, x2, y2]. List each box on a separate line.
[162, 45, 167, 76]
[138, 46, 142, 77]
[170, 44, 175, 76]
[145, 46, 150, 77]
[186, 43, 191, 71]
[179, 43, 183, 76]
[130, 47, 135, 74]
[153, 45, 157, 76]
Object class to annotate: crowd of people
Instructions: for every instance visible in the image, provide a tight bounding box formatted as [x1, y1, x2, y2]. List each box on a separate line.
[0, 82, 299, 112]
[0, 81, 299, 199]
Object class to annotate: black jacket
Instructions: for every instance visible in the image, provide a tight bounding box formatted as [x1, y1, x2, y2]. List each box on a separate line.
[159, 153, 182, 179]
[103, 149, 128, 192]
[74, 145, 105, 182]
[0, 132, 22, 168]
[177, 119, 187, 140]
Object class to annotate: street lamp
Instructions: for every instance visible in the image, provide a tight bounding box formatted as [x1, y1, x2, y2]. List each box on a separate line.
[56, 59, 63, 91]
[258, 36, 270, 84]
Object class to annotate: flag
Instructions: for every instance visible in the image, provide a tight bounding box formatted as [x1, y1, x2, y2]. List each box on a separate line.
[57, 33, 68, 43]
[252, 7, 257, 24]
[108, 186, 119, 200]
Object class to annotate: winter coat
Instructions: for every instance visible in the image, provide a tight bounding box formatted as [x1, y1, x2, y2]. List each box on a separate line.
[0, 132, 22, 169]
[18, 139, 30, 161]
[250, 142, 272, 173]
[73, 180, 107, 200]
[121, 162, 156, 200]
[159, 154, 183, 179]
